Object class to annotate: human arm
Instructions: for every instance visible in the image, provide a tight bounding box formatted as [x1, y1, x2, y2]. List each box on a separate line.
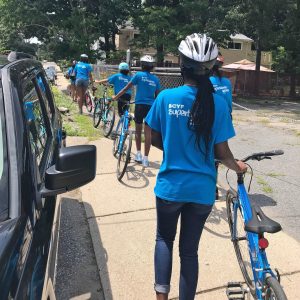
[151, 129, 163, 151]
[214, 141, 247, 173]
[112, 82, 133, 101]
[89, 72, 94, 85]
[94, 78, 108, 84]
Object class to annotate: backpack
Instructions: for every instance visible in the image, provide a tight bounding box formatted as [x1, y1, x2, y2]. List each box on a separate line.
[69, 67, 76, 80]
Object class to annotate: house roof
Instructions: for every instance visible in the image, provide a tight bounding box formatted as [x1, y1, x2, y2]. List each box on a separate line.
[230, 34, 253, 42]
[223, 59, 275, 72]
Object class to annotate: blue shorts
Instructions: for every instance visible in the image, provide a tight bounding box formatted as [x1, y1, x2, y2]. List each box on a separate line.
[70, 79, 76, 85]
[76, 78, 89, 88]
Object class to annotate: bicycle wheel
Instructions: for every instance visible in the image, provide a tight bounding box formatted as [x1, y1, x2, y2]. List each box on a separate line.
[102, 105, 115, 137]
[93, 100, 102, 128]
[117, 130, 132, 181]
[264, 277, 287, 300]
[112, 118, 123, 158]
[226, 191, 256, 296]
[85, 91, 93, 112]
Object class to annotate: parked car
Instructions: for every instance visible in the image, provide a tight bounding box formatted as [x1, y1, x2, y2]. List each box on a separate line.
[0, 52, 96, 299]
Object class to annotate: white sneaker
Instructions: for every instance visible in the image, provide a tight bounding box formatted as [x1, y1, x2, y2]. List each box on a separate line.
[142, 157, 149, 168]
[135, 152, 142, 163]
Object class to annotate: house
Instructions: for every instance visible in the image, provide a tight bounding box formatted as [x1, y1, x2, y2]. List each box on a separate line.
[115, 25, 272, 68]
[220, 34, 272, 69]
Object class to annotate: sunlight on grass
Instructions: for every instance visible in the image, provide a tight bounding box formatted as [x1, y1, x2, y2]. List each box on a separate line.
[52, 86, 101, 139]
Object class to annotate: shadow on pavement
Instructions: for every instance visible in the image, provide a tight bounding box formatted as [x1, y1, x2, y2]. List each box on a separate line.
[56, 195, 104, 300]
[204, 204, 231, 240]
[120, 163, 150, 189]
[84, 201, 113, 300]
[249, 193, 277, 207]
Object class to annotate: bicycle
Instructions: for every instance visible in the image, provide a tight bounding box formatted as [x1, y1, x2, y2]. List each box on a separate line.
[225, 150, 287, 300]
[85, 85, 97, 113]
[112, 101, 135, 181]
[93, 85, 115, 137]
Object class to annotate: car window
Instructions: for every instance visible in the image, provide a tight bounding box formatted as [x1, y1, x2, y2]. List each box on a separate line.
[23, 79, 49, 168]
[0, 87, 8, 221]
[36, 74, 54, 120]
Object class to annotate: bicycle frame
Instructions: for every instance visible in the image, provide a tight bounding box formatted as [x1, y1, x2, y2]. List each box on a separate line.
[232, 179, 278, 299]
[117, 108, 130, 154]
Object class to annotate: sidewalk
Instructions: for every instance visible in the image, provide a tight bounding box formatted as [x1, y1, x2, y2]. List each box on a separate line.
[79, 137, 300, 300]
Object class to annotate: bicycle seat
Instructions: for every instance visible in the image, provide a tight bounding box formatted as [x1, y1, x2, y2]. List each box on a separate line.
[244, 205, 281, 234]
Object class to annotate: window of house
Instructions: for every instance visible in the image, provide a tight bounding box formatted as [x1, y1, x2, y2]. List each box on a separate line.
[251, 43, 256, 51]
[228, 41, 242, 50]
[0, 86, 8, 222]
[23, 79, 49, 168]
[134, 33, 140, 39]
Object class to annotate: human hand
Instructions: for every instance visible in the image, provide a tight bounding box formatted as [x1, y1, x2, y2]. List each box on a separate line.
[112, 95, 116, 101]
[236, 160, 247, 174]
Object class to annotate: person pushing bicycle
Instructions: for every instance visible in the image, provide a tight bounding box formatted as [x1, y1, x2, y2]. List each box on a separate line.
[145, 33, 247, 300]
[95, 62, 132, 117]
[112, 55, 161, 168]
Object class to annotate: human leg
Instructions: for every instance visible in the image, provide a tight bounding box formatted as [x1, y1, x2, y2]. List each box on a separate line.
[155, 198, 183, 298]
[178, 203, 212, 300]
[144, 123, 152, 156]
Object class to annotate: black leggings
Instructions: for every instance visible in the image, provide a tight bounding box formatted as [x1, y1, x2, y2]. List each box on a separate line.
[118, 94, 131, 117]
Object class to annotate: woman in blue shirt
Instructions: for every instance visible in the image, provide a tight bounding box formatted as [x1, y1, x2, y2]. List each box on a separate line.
[75, 54, 94, 114]
[145, 33, 247, 300]
[210, 55, 233, 114]
[113, 55, 160, 167]
[96, 62, 132, 117]
[67, 60, 77, 102]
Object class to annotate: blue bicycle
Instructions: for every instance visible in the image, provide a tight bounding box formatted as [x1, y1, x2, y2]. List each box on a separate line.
[225, 150, 287, 300]
[112, 101, 135, 181]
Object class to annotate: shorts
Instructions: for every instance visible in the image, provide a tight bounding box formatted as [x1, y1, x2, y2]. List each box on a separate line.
[118, 94, 131, 117]
[75, 78, 89, 88]
[134, 104, 152, 124]
[70, 79, 76, 86]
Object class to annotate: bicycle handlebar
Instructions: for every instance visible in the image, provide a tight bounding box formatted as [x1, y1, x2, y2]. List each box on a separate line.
[241, 150, 284, 162]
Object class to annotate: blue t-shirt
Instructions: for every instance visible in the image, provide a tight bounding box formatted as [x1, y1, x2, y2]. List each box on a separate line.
[210, 76, 232, 113]
[68, 66, 77, 82]
[74, 62, 92, 81]
[24, 102, 35, 121]
[130, 71, 160, 105]
[145, 85, 235, 205]
[108, 73, 132, 95]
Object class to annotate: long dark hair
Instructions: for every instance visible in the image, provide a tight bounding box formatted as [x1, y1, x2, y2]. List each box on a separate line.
[183, 68, 215, 156]
[212, 64, 222, 79]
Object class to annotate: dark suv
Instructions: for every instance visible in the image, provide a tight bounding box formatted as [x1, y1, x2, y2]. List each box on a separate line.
[0, 53, 96, 299]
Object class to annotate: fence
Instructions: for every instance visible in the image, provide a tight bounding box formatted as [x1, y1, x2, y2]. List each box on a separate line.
[93, 64, 300, 98]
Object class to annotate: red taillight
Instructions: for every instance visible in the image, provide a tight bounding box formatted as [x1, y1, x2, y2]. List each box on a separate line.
[259, 238, 269, 249]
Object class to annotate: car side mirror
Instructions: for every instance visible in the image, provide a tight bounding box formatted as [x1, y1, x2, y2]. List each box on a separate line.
[40, 145, 96, 197]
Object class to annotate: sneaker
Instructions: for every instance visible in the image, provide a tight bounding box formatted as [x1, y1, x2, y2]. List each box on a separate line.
[135, 152, 142, 163]
[142, 157, 149, 168]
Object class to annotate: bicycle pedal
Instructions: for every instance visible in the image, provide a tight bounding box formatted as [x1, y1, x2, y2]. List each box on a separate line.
[226, 282, 247, 300]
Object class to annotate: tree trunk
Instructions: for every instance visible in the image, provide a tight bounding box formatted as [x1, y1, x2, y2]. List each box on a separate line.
[289, 73, 296, 97]
[254, 38, 261, 96]
[156, 43, 164, 67]
[104, 33, 110, 57]
[111, 33, 116, 51]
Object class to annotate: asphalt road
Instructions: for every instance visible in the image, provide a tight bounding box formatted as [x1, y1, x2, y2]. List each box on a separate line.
[55, 189, 104, 300]
[220, 98, 300, 241]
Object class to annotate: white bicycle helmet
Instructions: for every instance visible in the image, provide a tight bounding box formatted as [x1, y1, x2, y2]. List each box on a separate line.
[80, 54, 88, 58]
[178, 33, 218, 75]
[140, 55, 155, 66]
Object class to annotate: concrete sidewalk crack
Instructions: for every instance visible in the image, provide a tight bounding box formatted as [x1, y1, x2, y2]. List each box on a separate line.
[87, 207, 156, 219]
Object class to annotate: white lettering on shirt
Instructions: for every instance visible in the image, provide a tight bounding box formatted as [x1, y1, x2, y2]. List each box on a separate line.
[141, 76, 156, 87]
[168, 103, 190, 118]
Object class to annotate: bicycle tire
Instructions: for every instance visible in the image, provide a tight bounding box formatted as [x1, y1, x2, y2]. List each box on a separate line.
[93, 101, 102, 128]
[102, 105, 115, 137]
[117, 130, 132, 181]
[85, 92, 93, 112]
[226, 191, 256, 296]
[264, 277, 287, 300]
[113, 118, 123, 158]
